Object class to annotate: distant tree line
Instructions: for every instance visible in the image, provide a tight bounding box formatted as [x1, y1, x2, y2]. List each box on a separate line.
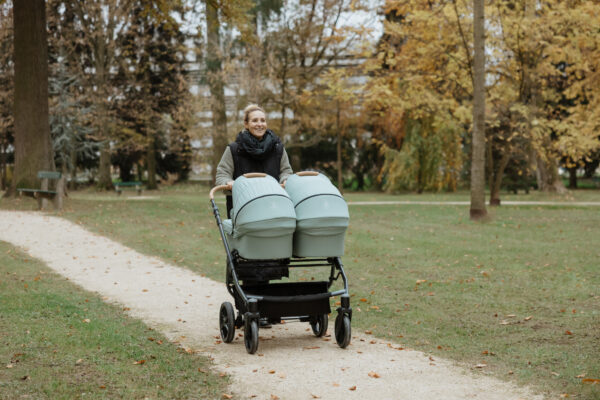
[1, 0, 599, 201]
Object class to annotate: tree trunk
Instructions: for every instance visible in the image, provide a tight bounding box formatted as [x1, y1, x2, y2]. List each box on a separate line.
[146, 135, 157, 190]
[10, 0, 55, 194]
[97, 146, 113, 189]
[336, 101, 343, 191]
[0, 137, 6, 190]
[489, 151, 511, 206]
[568, 166, 577, 189]
[470, 0, 487, 219]
[205, 0, 228, 186]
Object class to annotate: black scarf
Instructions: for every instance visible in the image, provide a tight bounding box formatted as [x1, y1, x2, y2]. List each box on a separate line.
[237, 129, 276, 160]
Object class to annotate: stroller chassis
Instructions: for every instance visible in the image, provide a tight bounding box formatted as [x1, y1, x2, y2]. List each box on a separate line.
[210, 182, 352, 354]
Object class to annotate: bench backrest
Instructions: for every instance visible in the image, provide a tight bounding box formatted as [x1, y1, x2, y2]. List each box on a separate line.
[38, 171, 62, 180]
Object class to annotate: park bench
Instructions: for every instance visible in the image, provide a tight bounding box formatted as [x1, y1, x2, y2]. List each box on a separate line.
[115, 181, 143, 195]
[17, 171, 64, 210]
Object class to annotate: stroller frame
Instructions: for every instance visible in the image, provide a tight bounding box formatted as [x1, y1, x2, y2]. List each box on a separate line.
[210, 181, 352, 354]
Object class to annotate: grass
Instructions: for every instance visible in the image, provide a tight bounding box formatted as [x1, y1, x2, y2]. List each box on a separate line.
[0, 241, 228, 399]
[1, 186, 599, 399]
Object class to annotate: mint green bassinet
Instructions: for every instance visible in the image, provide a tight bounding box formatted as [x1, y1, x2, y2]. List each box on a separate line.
[285, 173, 349, 257]
[222, 175, 296, 260]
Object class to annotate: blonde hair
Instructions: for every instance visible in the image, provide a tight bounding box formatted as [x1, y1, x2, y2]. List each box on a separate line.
[243, 104, 266, 123]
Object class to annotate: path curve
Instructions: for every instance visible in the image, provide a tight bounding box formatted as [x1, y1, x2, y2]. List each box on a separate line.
[0, 211, 543, 400]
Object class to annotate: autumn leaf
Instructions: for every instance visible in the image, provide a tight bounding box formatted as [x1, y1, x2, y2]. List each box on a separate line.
[565, 330, 573, 335]
[222, 394, 233, 399]
[82, 319, 91, 323]
[368, 371, 381, 378]
[133, 360, 146, 365]
[268, 370, 276, 374]
[582, 378, 599, 384]
[270, 395, 280, 400]
[349, 386, 357, 391]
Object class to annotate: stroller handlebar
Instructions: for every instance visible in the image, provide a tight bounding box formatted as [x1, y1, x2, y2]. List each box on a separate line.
[296, 171, 319, 177]
[209, 184, 232, 200]
[243, 172, 267, 178]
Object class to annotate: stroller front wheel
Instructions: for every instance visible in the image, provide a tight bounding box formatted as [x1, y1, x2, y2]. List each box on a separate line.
[244, 319, 259, 354]
[334, 313, 351, 348]
[219, 302, 236, 343]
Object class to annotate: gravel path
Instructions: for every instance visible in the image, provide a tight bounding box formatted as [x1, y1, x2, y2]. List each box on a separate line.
[0, 211, 544, 400]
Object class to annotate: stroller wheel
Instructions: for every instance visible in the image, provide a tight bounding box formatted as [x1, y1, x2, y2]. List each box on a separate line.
[244, 319, 259, 354]
[310, 314, 329, 337]
[334, 313, 351, 348]
[219, 302, 235, 343]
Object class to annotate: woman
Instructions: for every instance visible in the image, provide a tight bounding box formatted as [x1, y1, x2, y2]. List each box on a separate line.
[216, 105, 293, 326]
[216, 104, 293, 217]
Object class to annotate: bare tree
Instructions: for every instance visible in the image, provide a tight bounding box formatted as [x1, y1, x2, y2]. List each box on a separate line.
[470, 0, 487, 219]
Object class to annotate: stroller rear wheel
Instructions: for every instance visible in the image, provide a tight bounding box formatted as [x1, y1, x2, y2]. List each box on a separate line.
[310, 314, 329, 337]
[244, 319, 259, 354]
[219, 302, 235, 343]
[334, 313, 351, 348]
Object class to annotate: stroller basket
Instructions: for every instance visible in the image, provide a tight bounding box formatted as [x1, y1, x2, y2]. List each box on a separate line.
[209, 172, 352, 354]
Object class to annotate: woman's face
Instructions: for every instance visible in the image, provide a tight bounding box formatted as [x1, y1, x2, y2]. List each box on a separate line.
[244, 110, 267, 139]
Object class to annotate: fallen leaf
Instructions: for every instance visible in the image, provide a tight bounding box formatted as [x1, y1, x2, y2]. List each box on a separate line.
[582, 378, 599, 384]
[332, 383, 340, 387]
[565, 330, 573, 335]
[551, 372, 560, 377]
[576, 373, 586, 378]
[303, 346, 320, 350]
[268, 370, 276, 374]
[368, 371, 381, 378]
[349, 386, 357, 391]
[359, 298, 367, 302]
[524, 316, 533, 321]
[82, 319, 91, 323]
[222, 394, 233, 399]
[142, 289, 148, 292]
[133, 360, 146, 365]
[6, 364, 13, 369]
[75, 359, 83, 365]
[475, 363, 487, 368]
[311, 395, 320, 399]
[364, 330, 372, 334]
[506, 314, 516, 318]
[198, 368, 207, 374]
[271, 395, 280, 400]
[99, 386, 106, 389]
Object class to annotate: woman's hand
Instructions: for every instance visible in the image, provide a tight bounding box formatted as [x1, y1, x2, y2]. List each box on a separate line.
[226, 181, 234, 190]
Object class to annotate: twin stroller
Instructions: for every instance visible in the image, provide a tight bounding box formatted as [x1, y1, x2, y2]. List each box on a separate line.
[209, 171, 352, 354]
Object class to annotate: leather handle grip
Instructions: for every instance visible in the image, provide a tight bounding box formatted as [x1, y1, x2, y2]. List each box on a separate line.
[243, 172, 267, 178]
[209, 184, 232, 200]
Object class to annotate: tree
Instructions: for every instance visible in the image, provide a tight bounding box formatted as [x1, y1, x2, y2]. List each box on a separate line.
[363, 1, 469, 193]
[470, 0, 487, 219]
[61, 0, 136, 190]
[116, 1, 190, 189]
[10, 0, 55, 194]
[0, 3, 14, 191]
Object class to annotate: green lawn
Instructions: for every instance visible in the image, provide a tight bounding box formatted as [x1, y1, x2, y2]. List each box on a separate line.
[1, 186, 599, 399]
[0, 241, 228, 399]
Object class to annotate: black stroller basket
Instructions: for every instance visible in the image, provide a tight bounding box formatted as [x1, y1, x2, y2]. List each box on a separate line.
[209, 172, 352, 354]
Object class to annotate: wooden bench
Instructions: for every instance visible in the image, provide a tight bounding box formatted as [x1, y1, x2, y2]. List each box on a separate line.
[115, 181, 143, 195]
[17, 171, 64, 210]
